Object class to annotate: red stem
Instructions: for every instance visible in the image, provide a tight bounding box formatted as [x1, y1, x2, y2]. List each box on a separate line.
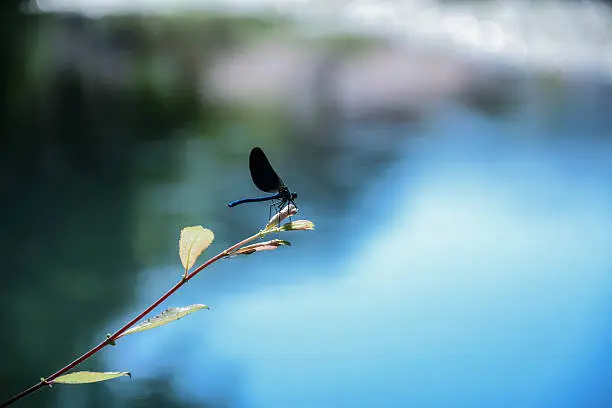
[1, 232, 260, 407]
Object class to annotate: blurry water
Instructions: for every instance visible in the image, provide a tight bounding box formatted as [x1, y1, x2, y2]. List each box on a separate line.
[5, 2, 612, 407]
[37, 0, 612, 80]
[106, 97, 612, 407]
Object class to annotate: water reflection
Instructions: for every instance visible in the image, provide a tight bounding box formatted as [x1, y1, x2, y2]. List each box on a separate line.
[106, 98, 612, 408]
[3, 5, 612, 408]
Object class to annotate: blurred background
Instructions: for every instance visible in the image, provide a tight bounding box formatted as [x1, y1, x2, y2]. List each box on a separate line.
[2, 0, 612, 407]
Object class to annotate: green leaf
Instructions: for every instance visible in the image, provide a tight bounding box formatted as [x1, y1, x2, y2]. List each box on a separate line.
[117, 304, 209, 339]
[179, 226, 214, 275]
[53, 371, 131, 384]
[279, 220, 315, 232]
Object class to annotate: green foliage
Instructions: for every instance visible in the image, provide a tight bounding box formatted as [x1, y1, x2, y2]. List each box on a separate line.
[179, 227, 214, 276]
[118, 305, 210, 339]
[52, 371, 131, 385]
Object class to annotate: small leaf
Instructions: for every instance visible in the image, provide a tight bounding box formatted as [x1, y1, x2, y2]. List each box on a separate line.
[179, 226, 214, 274]
[279, 220, 315, 232]
[105, 333, 116, 346]
[53, 371, 131, 384]
[231, 240, 291, 256]
[264, 204, 298, 231]
[117, 304, 209, 339]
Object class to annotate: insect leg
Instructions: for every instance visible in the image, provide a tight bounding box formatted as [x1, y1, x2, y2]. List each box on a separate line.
[290, 199, 297, 224]
[268, 199, 281, 226]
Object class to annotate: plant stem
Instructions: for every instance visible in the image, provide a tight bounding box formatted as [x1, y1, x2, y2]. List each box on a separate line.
[1, 231, 263, 407]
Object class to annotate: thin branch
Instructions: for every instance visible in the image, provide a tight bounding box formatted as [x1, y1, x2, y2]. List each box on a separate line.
[1, 231, 263, 407]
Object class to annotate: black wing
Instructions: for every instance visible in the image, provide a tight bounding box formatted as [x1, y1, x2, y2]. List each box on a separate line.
[249, 147, 282, 193]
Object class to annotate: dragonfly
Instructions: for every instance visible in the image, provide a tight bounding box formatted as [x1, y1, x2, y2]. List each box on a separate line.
[228, 147, 298, 220]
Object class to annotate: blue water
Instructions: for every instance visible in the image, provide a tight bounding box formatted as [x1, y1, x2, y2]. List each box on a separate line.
[106, 103, 612, 407]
